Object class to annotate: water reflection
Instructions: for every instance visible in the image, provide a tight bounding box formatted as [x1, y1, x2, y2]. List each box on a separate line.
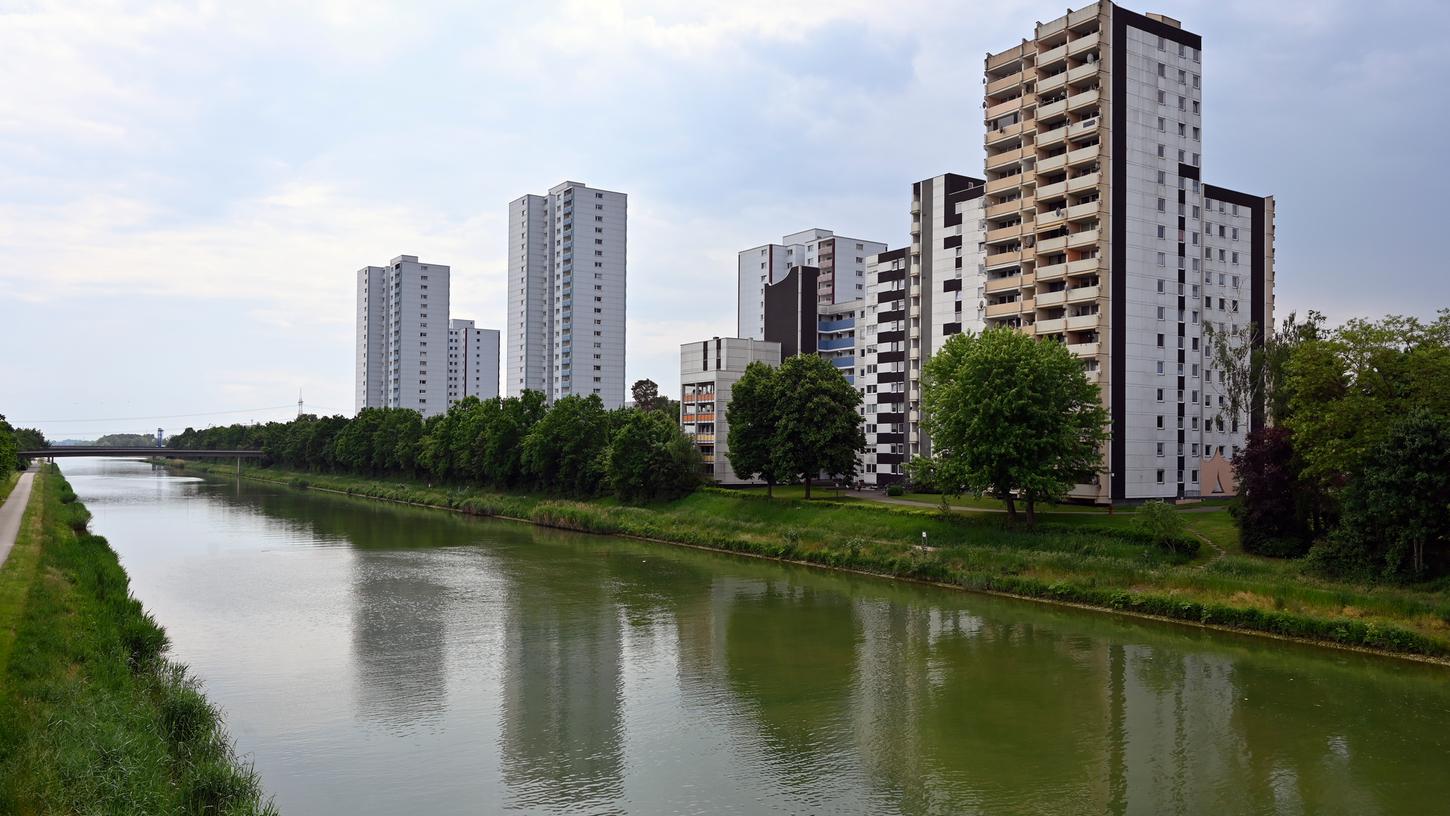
[61, 459, 1450, 816]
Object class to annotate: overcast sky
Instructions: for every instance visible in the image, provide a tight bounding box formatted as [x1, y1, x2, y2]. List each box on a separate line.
[2, 0, 1445, 439]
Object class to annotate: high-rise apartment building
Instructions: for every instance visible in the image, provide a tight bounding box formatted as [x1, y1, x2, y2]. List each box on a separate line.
[679, 337, 782, 484]
[355, 255, 450, 416]
[761, 265, 864, 385]
[446, 319, 500, 406]
[859, 174, 987, 486]
[507, 181, 627, 408]
[738, 229, 886, 340]
[978, 1, 1273, 501]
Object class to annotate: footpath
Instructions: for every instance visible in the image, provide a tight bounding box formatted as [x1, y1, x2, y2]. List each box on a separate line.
[0, 469, 37, 569]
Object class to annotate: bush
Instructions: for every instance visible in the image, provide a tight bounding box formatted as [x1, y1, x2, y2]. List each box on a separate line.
[885, 484, 905, 497]
[1132, 501, 1193, 554]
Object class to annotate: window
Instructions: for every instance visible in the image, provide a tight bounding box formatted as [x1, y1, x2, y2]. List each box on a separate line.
[1157, 225, 1167, 239]
[1192, 126, 1200, 141]
[1157, 306, 1166, 320]
[1157, 252, 1166, 267]
[1157, 170, 1166, 184]
[1158, 63, 1166, 77]
[1178, 122, 1186, 137]
[1157, 90, 1167, 104]
[1157, 416, 1165, 429]
[1157, 279, 1166, 294]
[1156, 361, 1165, 375]
[1232, 252, 1240, 265]
[1157, 144, 1166, 158]
[1157, 197, 1166, 212]
[1156, 333, 1165, 348]
[1157, 388, 1164, 402]
[1156, 469, 1166, 484]
[1157, 117, 1166, 132]
[1157, 442, 1165, 457]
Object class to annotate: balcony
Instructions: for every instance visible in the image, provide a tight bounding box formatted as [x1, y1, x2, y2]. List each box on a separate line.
[692, 434, 715, 444]
[986, 68, 1027, 95]
[986, 199, 1026, 218]
[1037, 234, 1068, 253]
[985, 248, 1025, 268]
[1036, 207, 1067, 229]
[986, 145, 1028, 170]
[1066, 199, 1100, 220]
[986, 300, 1025, 318]
[987, 43, 1027, 72]
[818, 317, 854, 332]
[1066, 312, 1100, 331]
[1038, 42, 1069, 69]
[1068, 117, 1100, 139]
[985, 273, 1026, 294]
[1036, 288, 1068, 307]
[1067, 87, 1100, 112]
[1036, 124, 1068, 148]
[1066, 170, 1101, 192]
[1037, 70, 1068, 95]
[985, 119, 1026, 144]
[986, 223, 1023, 243]
[1066, 30, 1100, 56]
[985, 96, 1024, 121]
[1067, 341, 1100, 357]
[1037, 97, 1068, 120]
[1036, 178, 1067, 199]
[1067, 62, 1099, 83]
[986, 175, 1026, 194]
[1037, 261, 1068, 281]
[1067, 257, 1104, 275]
[1066, 143, 1099, 168]
[818, 336, 855, 351]
[1067, 228, 1100, 248]
[1066, 284, 1101, 302]
[1036, 152, 1068, 173]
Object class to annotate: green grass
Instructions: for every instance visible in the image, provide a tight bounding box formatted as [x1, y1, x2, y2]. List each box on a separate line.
[0, 466, 276, 815]
[0, 469, 19, 506]
[166, 459, 1450, 662]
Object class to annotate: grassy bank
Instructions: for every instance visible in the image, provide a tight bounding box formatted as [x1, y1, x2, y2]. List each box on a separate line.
[0, 466, 275, 815]
[0, 469, 18, 505]
[166, 460, 1450, 662]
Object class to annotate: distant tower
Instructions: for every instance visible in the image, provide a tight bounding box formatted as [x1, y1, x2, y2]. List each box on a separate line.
[298, 390, 304, 417]
[155, 427, 164, 448]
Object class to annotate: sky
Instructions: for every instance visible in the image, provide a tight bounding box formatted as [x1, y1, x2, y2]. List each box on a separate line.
[2, 0, 1446, 440]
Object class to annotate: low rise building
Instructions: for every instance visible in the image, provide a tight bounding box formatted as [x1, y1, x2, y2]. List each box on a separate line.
[679, 337, 782, 485]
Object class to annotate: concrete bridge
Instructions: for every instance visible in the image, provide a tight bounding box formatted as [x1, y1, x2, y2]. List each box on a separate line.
[21, 448, 266, 460]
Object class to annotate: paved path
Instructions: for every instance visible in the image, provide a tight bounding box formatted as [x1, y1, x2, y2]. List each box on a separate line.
[0, 469, 38, 569]
[841, 490, 1225, 515]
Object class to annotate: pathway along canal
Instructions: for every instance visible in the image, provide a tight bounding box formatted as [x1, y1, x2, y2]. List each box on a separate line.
[66, 458, 1450, 815]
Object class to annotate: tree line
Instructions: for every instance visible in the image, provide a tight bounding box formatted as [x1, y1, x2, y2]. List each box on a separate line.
[0, 414, 48, 473]
[169, 382, 702, 503]
[1211, 310, 1450, 582]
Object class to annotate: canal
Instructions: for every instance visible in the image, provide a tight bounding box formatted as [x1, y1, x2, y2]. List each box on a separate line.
[65, 458, 1450, 815]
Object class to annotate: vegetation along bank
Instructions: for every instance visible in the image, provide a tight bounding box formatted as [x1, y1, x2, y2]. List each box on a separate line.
[0, 466, 275, 815]
[164, 459, 1450, 664]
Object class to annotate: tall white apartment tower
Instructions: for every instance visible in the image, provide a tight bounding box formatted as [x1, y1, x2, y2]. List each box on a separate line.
[507, 181, 628, 408]
[737, 229, 886, 340]
[447, 319, 501, 406]
[354, 254, 451, 416]
[981, 2, 1274, 501]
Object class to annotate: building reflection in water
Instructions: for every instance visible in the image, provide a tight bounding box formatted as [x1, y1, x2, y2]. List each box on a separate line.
[497, 529, 625, 813]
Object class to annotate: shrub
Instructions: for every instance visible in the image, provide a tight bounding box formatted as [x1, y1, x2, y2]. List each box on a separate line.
[1130, 501, 1198, 556]
[885, 484, 905, 497]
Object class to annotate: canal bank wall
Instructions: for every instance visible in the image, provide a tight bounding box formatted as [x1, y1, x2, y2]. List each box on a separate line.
[0, 465, 276, 814]
[157, 459, 1450, 666]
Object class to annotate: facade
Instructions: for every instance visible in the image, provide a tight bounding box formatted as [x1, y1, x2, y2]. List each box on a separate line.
[737, 229, 886, 340]
[859, 174, 987, 486]
[446, 319, 501, 406]
[354, 255, 451, 417]
[507, 180, 628, 408]
[679, 337, 782, 485]
[980, 2, 1273, 501]
[761, 265, 863, 385]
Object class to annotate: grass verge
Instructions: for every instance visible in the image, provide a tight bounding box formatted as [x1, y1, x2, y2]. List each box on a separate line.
[0, 466, 275, 815]
[0, 469, 19, 506]
[165, 459, 1450, 663]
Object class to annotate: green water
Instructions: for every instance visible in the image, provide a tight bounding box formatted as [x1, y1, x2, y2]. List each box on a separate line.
[65, 458, 1450, 815]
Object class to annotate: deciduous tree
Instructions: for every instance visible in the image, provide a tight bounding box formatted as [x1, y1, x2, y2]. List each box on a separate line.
[769, 354, 864, 499]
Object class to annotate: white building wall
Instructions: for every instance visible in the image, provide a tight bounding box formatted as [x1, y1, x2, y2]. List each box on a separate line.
[736, 229, 885, 340]
[354, 255, 449, 417]
[509, 181, 628, 408]
[448, 319, 501, 405]
[1120, 24, 1204, 499]
[679, 337, 782, 484]
[507, 194, 550, 397]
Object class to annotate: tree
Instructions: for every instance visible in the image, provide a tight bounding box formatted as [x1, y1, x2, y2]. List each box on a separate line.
[726, 361, 786, 497]
[605, 410, 703, 502]
[522, 394, 611, 496]
[631, 378, 661, 411]
[12, 425, 47, 469]
[1311, 409, 1450, 581]
[481, 391, 547, 489]
[0, 415, 18, 472]
[1230, 427, 1314, 557]
[769, 354, 864, 499]
[919, 328, 1107, 525]
[1203, 310, 1325, 430]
